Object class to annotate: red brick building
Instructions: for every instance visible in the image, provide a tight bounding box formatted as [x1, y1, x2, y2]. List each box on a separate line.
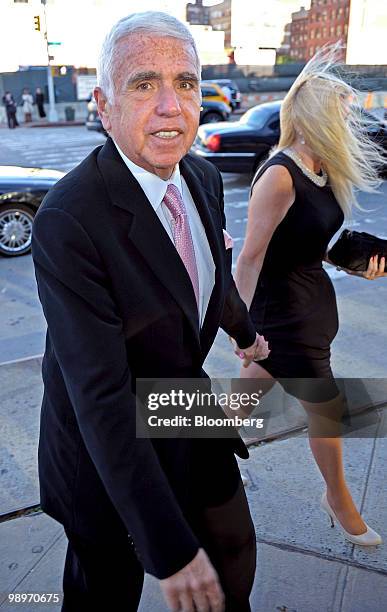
[307, 0, 351, 60]
[287, 0, 351, 62]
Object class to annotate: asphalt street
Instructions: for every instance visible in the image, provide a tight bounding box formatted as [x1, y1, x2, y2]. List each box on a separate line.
[0, 126, 387, 370]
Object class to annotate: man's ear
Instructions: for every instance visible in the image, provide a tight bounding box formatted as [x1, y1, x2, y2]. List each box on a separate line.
[94, 87, 112, 132]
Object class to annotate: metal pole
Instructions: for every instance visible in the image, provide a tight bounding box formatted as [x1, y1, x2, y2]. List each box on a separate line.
[41, 0, 58, 122]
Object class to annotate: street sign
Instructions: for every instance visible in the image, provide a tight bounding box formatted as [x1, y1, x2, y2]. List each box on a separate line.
[48, 42, 62, 46]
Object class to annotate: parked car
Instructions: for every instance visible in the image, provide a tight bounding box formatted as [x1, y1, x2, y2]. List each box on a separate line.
[191, 101, 387, 175]
[200, 82, 231, 110]
[200, 99, 231, 124]
[86, 98, 231, 134]
[0, 166, 64, 257]
[191, 101, 281, 174]
[202, 79, 242, 110]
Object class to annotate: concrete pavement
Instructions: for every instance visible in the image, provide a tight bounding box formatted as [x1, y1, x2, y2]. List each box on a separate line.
[0, 351, 386, 611]
[0, 425, 386, 611]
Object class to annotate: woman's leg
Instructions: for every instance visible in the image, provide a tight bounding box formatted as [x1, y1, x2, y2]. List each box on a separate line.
[227, 362, 275, 419]
[238, 363, 368, 536]
[301, 396, 367, 535]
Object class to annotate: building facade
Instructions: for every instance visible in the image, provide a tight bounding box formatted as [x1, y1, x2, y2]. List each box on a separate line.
[306, 0, 350, 60]
[288, 6, 310, 62]
[208, 0, 232, 49]
[186, 0, 210, 26]
[286, 0, 351, 62]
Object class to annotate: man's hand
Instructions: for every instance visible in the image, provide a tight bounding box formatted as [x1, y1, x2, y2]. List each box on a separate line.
[160, 548, 225, 612]
[230, 332, 270, 368]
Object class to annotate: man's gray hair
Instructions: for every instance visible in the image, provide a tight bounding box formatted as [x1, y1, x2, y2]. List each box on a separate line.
[97, 11, 201, 103]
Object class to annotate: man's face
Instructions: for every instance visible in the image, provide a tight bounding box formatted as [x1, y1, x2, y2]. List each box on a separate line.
[95, 34, 201, 179]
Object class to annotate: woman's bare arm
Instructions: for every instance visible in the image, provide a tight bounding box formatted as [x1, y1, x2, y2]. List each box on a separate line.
[235, 165, 295, 309]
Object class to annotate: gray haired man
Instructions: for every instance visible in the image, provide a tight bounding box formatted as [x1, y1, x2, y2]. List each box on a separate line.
[32, 11, 268, 612]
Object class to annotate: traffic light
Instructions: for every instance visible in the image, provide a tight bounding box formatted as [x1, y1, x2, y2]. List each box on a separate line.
[34, 15, 40, 31]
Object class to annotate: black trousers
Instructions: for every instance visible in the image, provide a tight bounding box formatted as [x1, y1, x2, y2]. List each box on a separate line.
[62, 528, 144, 611]
[62, 450, 256, 612]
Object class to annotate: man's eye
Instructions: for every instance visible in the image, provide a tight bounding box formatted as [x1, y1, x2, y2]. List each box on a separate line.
[137, 82, 152, 91]
[179, 81, 194, 90]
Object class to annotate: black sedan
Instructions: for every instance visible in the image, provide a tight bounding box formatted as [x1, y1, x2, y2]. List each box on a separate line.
[86, 99, 231, 134]
[0, 166, 64, 257]
[191, 102, 387, 175]
[191, 101, 281, 174]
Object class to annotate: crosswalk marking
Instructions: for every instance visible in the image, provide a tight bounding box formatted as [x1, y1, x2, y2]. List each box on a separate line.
[1, 127, 105, 172]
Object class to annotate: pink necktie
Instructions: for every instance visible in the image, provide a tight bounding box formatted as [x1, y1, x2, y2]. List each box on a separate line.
[163, 184, 200, 308]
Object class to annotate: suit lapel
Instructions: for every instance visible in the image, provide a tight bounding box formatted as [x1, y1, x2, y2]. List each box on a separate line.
[97, 139, 225, 351]
[179, 157, 225, 346]
[97, 139, 201, 342]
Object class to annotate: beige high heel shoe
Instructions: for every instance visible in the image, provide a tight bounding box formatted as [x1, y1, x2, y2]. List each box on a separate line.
[321, 491, 382, 546]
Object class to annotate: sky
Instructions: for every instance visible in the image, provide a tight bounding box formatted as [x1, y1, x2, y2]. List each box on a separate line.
[0, 0, 310, 72]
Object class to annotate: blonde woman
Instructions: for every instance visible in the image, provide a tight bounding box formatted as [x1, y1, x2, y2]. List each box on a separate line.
[235, 49, 386, 546]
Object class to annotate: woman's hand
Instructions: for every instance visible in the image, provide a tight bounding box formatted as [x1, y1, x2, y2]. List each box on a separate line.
[337, 255, 387, 279]
[229, 333, 270, 368]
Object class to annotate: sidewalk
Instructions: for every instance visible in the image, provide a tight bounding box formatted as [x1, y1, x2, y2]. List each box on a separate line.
[0, 424, 386, 611]
[0, 352, 386, 611]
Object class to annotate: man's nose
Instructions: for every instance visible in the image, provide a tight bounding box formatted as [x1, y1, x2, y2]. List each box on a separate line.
[155, 85, 181, 116]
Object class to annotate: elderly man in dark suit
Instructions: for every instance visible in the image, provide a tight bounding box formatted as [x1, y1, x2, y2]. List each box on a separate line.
[32, 11, 268, 612]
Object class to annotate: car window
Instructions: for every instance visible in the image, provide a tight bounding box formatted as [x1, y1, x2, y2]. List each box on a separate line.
[240, 105, 280, 129]
[201, 86, 216, 97]
[267, 115, 280, 131]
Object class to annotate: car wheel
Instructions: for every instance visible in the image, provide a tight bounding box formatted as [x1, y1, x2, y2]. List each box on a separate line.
[201, 112, 223, 124]
[0, 203, 35, 257]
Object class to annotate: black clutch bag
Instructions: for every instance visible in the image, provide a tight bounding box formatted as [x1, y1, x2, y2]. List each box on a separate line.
[328, 230, 387, 272]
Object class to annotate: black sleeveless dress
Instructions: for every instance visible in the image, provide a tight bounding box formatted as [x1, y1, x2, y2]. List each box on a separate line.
[249, 151, 344, 401]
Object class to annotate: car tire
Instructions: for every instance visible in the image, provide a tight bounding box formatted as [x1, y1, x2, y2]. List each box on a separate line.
[0, 203, 35, 257]
[201, 112, 223, 124]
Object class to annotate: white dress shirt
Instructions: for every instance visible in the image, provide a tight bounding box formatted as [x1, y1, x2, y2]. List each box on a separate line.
[113, 141, 216, 327]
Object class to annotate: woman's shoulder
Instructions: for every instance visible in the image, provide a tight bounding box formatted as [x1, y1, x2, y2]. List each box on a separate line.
[260, 149, 295, 171]
[251, 151, 294, 194]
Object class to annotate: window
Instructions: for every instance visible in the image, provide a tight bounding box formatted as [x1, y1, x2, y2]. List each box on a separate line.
[336, 24, 342, 36]
[201, 86, 216, 97]
[267, 114, 280, 132]
[241, 105, 280, 129]
[310, 29, 315, 39]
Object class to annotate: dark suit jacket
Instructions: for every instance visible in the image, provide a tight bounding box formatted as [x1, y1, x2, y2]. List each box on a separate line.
[32, 137, 256, 579]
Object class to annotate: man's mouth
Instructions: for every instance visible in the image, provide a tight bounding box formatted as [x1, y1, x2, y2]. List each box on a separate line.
[152, 130, 182, 139]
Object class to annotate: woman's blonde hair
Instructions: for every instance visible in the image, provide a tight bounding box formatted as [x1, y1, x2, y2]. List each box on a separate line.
[276, 45, 384, 217]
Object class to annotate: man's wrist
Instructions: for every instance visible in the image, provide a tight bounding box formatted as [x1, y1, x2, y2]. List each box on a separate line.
[234, 325, 257, 350]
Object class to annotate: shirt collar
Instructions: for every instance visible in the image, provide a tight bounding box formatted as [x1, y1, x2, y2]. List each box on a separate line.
[113, 140, 183, 212]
